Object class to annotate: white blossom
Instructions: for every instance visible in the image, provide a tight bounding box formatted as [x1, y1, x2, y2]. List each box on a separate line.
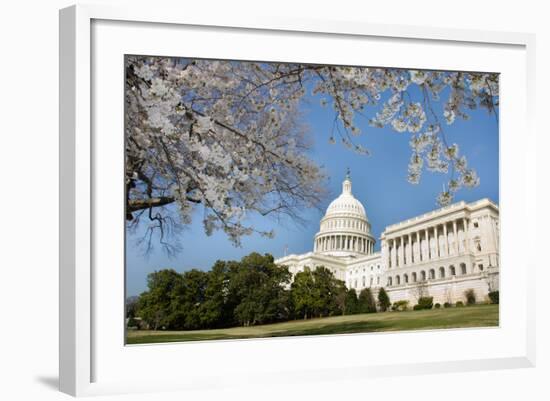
[125, 56, 498, 250]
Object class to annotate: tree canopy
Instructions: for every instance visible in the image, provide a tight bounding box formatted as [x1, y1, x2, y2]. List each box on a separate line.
[134, 254, 366, 330]
[125, 56, 499, 252]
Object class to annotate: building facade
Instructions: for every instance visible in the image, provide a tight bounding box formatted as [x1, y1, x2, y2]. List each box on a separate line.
[275, 173, 500, 306]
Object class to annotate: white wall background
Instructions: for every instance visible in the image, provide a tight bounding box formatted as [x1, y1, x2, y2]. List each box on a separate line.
[0, 0, 548, 400]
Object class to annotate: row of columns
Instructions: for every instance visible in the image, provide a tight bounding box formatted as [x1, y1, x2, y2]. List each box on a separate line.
[385, 217, 470, 268]
[315, 234, 374, 254]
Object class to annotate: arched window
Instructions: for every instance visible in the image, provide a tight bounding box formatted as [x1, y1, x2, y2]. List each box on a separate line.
[388, 277, 393, 286]
[412, 272, 417, 282]
[429, 269, 435, 279]
[370, 277, 373, 287]
[404, 274, 409, 284]
[460, 263, 467, 275]
[450, 265, 456, 276]
[362, 276, 366, 287]
[420, 270, 426, 281]
[439, 267, 445, 278]
[396, 275, 401, 285]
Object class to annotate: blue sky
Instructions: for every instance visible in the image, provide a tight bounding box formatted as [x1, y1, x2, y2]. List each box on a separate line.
[126, 76, 499, 296]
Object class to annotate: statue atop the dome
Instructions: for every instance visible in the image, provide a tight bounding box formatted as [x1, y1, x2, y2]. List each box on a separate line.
[342, 169, 352, 195]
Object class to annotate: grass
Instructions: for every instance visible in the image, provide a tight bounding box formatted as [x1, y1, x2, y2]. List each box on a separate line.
[126, 304, 498, 345]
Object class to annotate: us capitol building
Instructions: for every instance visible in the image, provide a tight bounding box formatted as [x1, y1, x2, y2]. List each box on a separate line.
[275, 172, 500, 305]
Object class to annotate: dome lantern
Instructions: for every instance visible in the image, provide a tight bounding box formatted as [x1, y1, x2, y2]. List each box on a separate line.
[342, 167, 352, 194]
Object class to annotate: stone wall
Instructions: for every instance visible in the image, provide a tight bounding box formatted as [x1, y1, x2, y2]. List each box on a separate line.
[387, 273, 493, 305]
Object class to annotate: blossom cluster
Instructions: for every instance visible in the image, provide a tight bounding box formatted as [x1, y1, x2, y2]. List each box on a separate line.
[125, 56, 499, 251]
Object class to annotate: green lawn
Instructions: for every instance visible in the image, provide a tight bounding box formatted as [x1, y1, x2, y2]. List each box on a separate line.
[126, 304, 498, 345]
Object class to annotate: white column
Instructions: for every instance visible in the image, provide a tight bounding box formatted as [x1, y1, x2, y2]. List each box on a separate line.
[396, 238, 400, 266]
[389, 239, 393, 267]
[401, 237, 405, 265]
[408, 233, 413, 264]
[453, 220, 458, 255]
[416, 231, 421, 262]
[424, 228, 430, 260]
[434, 225, 439, 258]
[443, 223, 449, 256]
[464, 218, 470, 253]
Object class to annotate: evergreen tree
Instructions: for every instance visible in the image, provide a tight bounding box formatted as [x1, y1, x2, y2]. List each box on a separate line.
[344, 289, 359, 315]
[290, 268, 316, 320]
[377, 287, 391, 312]
[358, 288, 377, 313]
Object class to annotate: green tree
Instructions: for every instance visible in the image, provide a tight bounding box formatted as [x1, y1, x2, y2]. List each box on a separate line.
[291, 266, 347, 319]
[199, 260, 233, 328]
[377, 287, 391, 312]
[136, 269, 184, 330]
[312, 267, 344, 317]
[290, 268, 316, 320]
[358, 288, 377, 313]
[178, 269, 209, 329]
[344, 289, 359, 315]
[230, 253, 291, 326]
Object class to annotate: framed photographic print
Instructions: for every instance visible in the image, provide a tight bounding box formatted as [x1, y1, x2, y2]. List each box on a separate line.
[59, 4, 536, 397]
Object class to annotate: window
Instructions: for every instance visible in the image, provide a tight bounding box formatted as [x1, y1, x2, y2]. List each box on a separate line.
[450, 266, 456, 276]
[412, 272, 417, 282]
[377, 277, 380, 285]
[362, 276, 366, 286]
[477, 243, 482, 252]
[473, 221, 479, 228]
[478, 264, 484, 271]
[460, 263, 467, 275]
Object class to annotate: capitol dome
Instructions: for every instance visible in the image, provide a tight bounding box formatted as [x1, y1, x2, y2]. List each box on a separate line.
[314, 171, 376, 257]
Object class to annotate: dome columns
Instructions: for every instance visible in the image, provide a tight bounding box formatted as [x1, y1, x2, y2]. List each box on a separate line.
[315, 233, 375, 255]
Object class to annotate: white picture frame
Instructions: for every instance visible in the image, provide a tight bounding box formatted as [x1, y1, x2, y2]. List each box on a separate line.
[59, 4, 536, 397]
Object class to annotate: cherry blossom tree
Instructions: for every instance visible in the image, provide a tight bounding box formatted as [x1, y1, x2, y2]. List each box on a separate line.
[125, 56, 498, 253]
